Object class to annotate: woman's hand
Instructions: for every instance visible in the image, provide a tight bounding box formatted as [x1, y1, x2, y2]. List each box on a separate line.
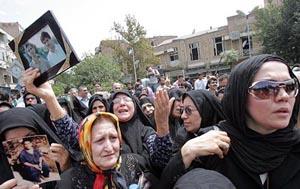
[22, 68, 66, 120]
[22, 68, 55, 101]
[154, 90, 173, 136]
[181, 130, 231, 168]
[49, 143, 71, 172]
[0, 179, 41, 189]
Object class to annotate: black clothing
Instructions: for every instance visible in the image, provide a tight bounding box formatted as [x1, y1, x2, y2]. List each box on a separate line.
[139, 97, 156, 130]
[57, 97, 83, 123]
[160, 54, 300, 189]
[173, 168, 236, 189]
[23, 92, 41, 107]
[86, 94, 109, 116]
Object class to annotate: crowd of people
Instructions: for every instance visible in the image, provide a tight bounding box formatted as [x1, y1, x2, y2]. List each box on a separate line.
[1, 54, 300, 189]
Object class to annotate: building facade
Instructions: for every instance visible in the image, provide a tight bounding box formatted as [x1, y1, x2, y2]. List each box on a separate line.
[0, 22, 22, 87]
[154, 12, 262, 80]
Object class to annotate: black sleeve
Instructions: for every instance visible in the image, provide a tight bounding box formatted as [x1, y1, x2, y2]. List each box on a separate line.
[159, 151, 188, 189]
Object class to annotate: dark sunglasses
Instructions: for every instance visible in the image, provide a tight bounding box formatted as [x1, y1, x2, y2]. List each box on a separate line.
[179, 106, 198, 116]
[248, 78, 298, 99]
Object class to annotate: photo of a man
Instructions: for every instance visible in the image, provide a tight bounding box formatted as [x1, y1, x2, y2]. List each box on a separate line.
[40, 31, 66, 67]
[18, 138, 50, 183]
[2, 135, 60, 186]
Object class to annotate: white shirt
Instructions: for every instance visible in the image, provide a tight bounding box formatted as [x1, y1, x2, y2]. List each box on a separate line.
[194, 79, 206, 90]
[47, 44, 66, 67]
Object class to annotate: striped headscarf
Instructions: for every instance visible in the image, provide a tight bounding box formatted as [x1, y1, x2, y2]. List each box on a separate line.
[79, 112, 125, 189]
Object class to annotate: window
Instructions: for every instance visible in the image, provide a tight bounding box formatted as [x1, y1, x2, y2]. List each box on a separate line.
[189, 42, 200, 61]
[214, 37, 224, 56]
[169, 47, 179, 61]
[241, 36, 253, 56]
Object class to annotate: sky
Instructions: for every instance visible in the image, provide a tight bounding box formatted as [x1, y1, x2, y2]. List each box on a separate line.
[0, 0, 264, 58]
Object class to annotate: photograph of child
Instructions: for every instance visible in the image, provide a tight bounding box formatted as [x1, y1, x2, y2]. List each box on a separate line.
[2, 135, 60, 186]
[20, 25, 66, 73]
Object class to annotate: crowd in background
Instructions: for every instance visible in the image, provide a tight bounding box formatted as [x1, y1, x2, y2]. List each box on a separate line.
[1, 54, 300, 189]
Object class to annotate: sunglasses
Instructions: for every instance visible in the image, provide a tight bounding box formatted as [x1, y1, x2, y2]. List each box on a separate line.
[180, 106, 198, 116]
[248, 78, 298, 99]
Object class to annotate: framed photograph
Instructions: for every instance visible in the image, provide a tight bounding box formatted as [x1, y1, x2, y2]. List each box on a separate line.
[2, 135, 60, 186]
[9, 10, 80, 86]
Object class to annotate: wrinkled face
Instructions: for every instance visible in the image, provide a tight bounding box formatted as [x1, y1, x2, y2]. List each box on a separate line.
[142, 103, 155, 116]
[246, 61, 296, 135]
[181, 96, 201, 133]
[25, 94, 37, 106]
[91, 119, 120, 170]
[172, 100, 183, 119]
[4, 127, 36, 140]
[92, 100, 106, 113]
[112, 94, 135, 122]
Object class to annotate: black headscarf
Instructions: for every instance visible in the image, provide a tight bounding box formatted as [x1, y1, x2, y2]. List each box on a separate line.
[58, 97, 83, 124]
[218, 54, 300, 174]
[182, 90, 225, 131]
[175, 90, 225, 149]
[139, 97, 156, 130]
[71, 96, 88, 120]
[168, 88, 184, 140]
[0, 107, 83, 162]
[0, 107, 60, 143]
[109, 90, 153, 159]
[23, 92, 41, 107]
[86, 94, 109, 116]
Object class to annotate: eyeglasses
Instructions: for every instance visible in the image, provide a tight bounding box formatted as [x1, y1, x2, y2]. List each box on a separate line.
[180, 106, 198, 116]
[248, 78, 298, 99]
[112, 96, 133, 104]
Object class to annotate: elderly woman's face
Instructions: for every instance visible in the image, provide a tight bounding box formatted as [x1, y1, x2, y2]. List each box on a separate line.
[112, 94, 135, 122]
[247, 61, 296, 134]
[181, 96, 201, 133]
[91, 118, 120, 170]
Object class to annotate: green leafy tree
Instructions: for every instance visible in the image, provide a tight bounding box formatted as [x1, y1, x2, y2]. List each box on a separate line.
[220, 49, 239, 69]
[53, 54, 122, 95]
[111, 14, 159, 81]
[255, 0, 300, 64]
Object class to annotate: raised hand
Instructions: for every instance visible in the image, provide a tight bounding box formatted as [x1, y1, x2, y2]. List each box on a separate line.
[154, 90, 172, 136]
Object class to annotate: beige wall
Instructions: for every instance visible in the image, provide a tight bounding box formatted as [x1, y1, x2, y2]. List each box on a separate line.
[154, 12, 263, 78]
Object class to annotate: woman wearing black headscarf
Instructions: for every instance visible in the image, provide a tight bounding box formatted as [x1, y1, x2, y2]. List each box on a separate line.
[0, 108, 69, 189]
[161, 54, 300, 189]
[168, 88, 184, 141]
[109, 90, 172, 180]
[139, 97, 156, 130]
[173, 90, 225, 151]
[160, 90, 226, 188]
[23, 92, 41, 107]
[86, 94, 109, 116]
